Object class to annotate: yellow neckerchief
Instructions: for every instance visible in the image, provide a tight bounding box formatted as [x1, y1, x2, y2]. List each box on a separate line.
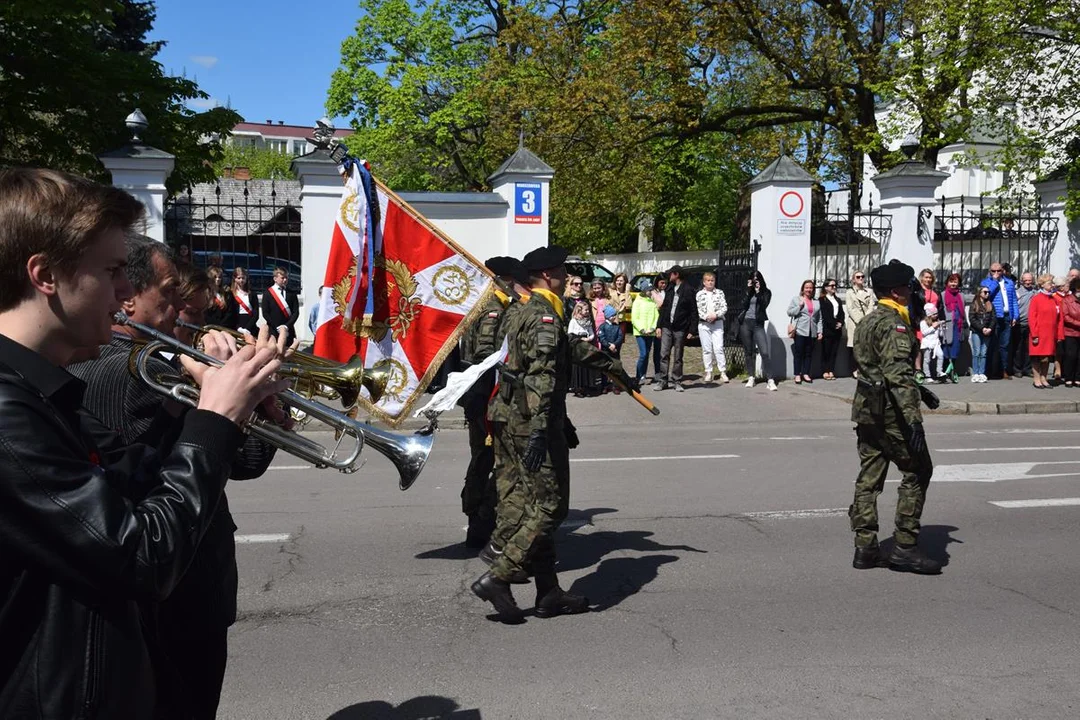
[517, 289, 532, 303]
[531, 287, 565, 320]
[494, 288, 510, 307]
[878, 298, 911, 326]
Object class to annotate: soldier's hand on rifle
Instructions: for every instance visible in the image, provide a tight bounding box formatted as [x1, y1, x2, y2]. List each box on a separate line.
[908, 422, 927, 457]
[522, 429, 547, 471]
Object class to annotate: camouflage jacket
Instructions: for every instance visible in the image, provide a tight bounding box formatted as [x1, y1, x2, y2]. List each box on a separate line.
[487, 295, 528, 424]
[495, 292, 622, 433]
[851, 301, 922, 426]
[460, 293, 508, 366]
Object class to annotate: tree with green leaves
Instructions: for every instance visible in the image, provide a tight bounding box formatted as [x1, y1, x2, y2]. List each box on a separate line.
[211, 144, 295, 180]
[0, 0, 239, 193]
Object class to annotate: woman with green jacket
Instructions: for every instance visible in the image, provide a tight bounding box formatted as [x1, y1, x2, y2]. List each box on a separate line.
[632, 276, 663, 384]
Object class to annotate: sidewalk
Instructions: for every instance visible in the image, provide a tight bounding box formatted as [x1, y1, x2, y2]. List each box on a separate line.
[793, 375, 1080, 415]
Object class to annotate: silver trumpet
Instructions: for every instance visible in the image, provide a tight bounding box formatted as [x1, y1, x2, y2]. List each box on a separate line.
[115, 313, 432, 490]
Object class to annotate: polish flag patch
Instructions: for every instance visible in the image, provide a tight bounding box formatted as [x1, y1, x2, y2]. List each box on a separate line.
[541, 316, 555, 324]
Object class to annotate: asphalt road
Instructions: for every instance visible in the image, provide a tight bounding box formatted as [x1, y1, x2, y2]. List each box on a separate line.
[219, 387, 1080, 719]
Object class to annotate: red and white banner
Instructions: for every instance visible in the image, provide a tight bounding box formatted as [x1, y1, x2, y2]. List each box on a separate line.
[313, 170, 494, 426]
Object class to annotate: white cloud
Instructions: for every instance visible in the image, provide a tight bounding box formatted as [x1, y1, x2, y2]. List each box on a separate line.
[190, 55, 219, 69]
[189, 97, 221, 110]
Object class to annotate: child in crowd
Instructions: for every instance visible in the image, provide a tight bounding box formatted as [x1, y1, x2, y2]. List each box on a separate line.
[569, 300, 596, 343]
[920, 302, 945, 383]
[597, 304, 625, 393]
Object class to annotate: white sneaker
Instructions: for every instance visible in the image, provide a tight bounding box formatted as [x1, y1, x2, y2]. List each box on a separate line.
[720, 372, 730, 383]
[767, 379, 777, 391]
[745, 377, 756, 388]
[971, 375, 979, 383]
[704, 372, 713, 383]
[978, 374, 988, 383]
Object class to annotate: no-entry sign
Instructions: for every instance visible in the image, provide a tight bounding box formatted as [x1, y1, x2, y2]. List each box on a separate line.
[777, 190, 806, 235]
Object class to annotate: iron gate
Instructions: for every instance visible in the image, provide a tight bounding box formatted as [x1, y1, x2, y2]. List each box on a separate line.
[715, 240, 761, 374]
[164, 178, 302, 295]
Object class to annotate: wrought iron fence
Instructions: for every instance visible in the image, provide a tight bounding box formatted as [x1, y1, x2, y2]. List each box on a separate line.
[811, 196, 891, 289]
[931, 194, 1057, 290]
[164, 178, 303, 295]
[715, 240, 761, 373]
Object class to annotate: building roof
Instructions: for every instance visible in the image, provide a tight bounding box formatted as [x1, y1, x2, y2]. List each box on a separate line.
[233, 121, 353, 140]
[746, 155, 816, 187]
[166, 179, 302, 237]
[488, 146, 554, 182]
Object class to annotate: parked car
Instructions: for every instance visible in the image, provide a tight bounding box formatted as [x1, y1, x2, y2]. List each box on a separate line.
[565, 257, 616, 285]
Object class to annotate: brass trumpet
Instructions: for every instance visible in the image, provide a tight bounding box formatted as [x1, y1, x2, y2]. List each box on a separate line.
[119, 314, 432, 490]
[174, 320, 389, 405]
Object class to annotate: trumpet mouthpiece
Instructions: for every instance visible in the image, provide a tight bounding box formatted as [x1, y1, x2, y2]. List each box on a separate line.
[113, 311, 131, 325]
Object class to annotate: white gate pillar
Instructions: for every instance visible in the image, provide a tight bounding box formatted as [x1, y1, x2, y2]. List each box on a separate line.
[98, 110, 175, 242]
[488, 145, 554, 257]
[1033, 177, 1078, 274]
[747, 155, 816, 379]
[292, 149, 344, 343]
[871, 140, 949, 273]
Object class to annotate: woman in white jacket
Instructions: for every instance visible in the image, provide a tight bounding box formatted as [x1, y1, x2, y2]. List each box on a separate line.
[696, 272, 729, 383]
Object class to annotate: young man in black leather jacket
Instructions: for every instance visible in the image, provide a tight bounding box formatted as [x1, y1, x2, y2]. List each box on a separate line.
[0, 168, 287, 718]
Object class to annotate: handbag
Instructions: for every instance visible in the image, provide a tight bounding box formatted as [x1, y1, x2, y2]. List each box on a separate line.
[787, 322, 796, 339]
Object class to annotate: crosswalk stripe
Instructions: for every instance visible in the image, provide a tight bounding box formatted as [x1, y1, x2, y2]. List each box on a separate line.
[989, 498, 1080, 508]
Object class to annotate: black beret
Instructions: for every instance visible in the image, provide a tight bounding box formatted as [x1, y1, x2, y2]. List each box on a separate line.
[485, 256, 528, 285]
[522, 245, 569, 272]
[870, 259, 915, 290]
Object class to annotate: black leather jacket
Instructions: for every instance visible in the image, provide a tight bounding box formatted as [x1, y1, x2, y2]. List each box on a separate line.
[0, 338, 243, 718]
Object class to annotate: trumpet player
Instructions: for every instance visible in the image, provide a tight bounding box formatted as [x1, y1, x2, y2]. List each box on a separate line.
[0, 168, 288, 719]
[69, 236, 293, 720]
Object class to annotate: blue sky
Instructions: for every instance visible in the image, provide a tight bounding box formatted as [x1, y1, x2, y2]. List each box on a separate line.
[153, 0, 360, 126]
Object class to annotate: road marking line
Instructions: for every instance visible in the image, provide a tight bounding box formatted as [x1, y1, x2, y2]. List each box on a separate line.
[990, 498, 1080, 509]
[268, 465, 313, 471]
[741, 508, 848, 519]
[235, 533, 292, 544]
[939, 446, 1080, 453]
[571, 454, 738, 463]
[882, 462, 1080, 483]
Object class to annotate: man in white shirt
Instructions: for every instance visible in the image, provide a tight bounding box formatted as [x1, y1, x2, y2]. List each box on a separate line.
[696, 272, 729, 383]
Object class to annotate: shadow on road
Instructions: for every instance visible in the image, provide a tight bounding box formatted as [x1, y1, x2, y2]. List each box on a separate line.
[879, 524, 961, 568]
[327, 695, 480, 719]
[568, 554, 681, 611]
[412, 507, 620, 561]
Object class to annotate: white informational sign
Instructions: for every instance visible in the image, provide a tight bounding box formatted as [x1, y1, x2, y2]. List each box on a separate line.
[776, 190, 807, 235]
[777, 219, 806, 235]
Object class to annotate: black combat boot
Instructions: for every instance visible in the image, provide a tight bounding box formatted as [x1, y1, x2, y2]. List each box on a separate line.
[852, 545, 882, 570]
[533, 573, 590, 618]
[888, 544, 942, 575]
[471, 572, 526, 623]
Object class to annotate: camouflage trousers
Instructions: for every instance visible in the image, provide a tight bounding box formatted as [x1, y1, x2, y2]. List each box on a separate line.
[490, 421, 570, 582]
[461, 409, 495, 521]
[850, 422, 934, 548]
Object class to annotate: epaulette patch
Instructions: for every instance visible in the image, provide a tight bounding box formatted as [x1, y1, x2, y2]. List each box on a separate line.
[541, 316, 555, 324]
[896, 325, 907, 332]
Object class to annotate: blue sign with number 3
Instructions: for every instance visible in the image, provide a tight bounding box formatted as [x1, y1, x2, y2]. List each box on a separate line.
[515, 183, 542, 224]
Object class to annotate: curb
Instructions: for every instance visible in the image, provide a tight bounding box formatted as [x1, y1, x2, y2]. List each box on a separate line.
[792, 383, 1080, 416]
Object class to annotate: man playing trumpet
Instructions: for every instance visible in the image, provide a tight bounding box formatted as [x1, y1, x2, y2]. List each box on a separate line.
[0, 167, 288, 718]
[69, 236, 292, 719]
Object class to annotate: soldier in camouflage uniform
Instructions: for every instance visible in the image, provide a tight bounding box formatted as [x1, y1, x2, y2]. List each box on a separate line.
[471, 245, 638, 622]
[850, 259, 941, 575]
[458, 257, 529, 548]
